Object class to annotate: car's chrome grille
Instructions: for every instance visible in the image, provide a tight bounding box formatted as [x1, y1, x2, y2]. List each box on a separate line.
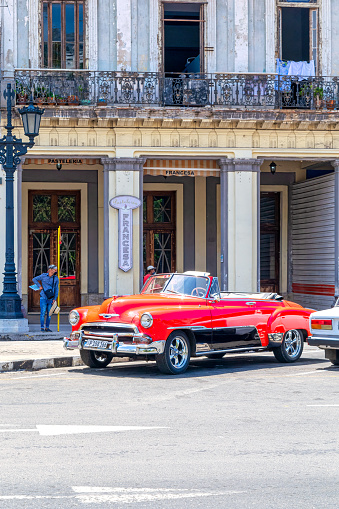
[81, 323, 138, 344]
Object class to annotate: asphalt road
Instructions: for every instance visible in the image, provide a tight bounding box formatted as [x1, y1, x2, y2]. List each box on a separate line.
[0, 345, 338, 509]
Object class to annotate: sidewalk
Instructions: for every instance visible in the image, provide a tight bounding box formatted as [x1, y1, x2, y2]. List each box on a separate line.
[0, 339, 82, 372]
[0, 339, 132, 372]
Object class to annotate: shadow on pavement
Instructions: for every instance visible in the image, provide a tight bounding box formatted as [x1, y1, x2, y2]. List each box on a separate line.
[70, 352, 329, 380]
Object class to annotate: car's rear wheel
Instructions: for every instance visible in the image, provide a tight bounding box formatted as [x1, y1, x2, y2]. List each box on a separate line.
[80, 349, 114, 368]
[156, 331, 191, 375]
[273, 329, 303, 363]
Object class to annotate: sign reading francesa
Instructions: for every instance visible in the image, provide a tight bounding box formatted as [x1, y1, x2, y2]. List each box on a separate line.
[109, 196, 141, 272]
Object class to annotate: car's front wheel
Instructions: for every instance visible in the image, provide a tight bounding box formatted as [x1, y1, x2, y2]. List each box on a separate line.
[156, 331, 191, 375]
[80, 349, 114, 368]
[273, 329, 304, 363]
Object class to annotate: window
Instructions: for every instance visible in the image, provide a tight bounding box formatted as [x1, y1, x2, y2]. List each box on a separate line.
[162, 3, 204, 73]
[277, 4, 318, 71]
[42, 0, 84, 68]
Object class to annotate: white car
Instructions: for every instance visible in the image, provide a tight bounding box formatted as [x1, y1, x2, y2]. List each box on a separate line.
[308, 306, 339, 365]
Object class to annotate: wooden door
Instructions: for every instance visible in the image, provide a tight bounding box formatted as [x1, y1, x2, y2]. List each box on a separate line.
[143, 191, 176, 274]
[28, 191, 81, 311]
[260, 192, 280, 293]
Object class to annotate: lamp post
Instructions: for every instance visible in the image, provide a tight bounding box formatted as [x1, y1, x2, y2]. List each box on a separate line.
[0, 83, 44, 329]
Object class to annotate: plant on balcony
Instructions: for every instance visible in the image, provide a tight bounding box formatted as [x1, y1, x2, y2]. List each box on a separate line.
[55, 95, 67, 106]
[67, 95, 80, 106]
[46, 91, 56, 105]
[80, 99, 91, 105]
[16, 81, 28, 104]
[97, 98, 107, 106]
[312, 86, 324, 109]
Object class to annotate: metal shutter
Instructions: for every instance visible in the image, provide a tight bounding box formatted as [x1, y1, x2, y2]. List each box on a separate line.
[291, 174, 335, 310]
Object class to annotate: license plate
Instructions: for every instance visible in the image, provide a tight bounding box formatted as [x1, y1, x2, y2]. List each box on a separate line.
[84, 339, 108, 349]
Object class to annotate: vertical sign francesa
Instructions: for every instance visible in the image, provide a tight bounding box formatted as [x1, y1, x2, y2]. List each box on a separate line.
[109, 195, 142, 272]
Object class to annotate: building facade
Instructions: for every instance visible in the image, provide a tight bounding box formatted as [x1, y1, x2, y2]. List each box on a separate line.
[0, 0, 339, 313]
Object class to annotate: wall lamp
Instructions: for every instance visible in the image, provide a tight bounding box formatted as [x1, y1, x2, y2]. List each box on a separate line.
[56, 162, 62, 171]
[269, 161, 277, 175]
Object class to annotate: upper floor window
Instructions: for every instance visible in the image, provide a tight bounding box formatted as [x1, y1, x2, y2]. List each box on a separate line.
[42, 0, 84, 69]
[277, 3, 318, 72]
[162, 3, 204, 74]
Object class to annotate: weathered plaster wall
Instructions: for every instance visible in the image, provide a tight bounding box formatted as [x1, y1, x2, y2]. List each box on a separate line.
[131, 0, 149, 72]
[248, 0, 265, 72]
[331, 2, 339, 76]
[98, 0, 117, 70]
[17, 0, 29, 68]
[216, 0, 233, 72]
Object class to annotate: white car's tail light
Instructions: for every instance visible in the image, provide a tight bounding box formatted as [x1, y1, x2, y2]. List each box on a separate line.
[311, 319, 332, 330]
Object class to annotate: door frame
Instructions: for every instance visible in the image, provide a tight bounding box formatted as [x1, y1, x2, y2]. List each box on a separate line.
[22, 182, 88, 305]
[27, 189, 81, 310]
[260, 186, 288, 295]
[143, 190, 177, 273]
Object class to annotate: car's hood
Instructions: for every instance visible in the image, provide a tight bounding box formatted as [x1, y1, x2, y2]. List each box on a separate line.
[100, 293, 206, 322]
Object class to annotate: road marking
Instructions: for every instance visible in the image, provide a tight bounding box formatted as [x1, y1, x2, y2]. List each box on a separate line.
[283, 370, 321, 377]
[1, 373, 65, 380]
[0, 425, 167, 436]
[307, 404, 339, 407]
[0, 488, 246, 503]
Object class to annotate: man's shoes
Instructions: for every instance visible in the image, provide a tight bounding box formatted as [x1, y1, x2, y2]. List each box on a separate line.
[45, 328, 52, 332]
[41, 328, 45, 332]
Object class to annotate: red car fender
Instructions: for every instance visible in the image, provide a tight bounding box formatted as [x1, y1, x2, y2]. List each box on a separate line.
[266, 308, 312, 344]
[72, 305, 101, 332]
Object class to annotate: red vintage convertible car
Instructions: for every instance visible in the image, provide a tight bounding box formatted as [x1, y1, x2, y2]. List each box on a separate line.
[64, 272, 313, 375]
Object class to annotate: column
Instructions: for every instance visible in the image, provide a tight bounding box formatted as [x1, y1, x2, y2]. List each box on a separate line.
[218, 158, 262, 292]
[101, 157, 145, 297]
[16, 159, 24, 300]
[218, 158, 228, 291]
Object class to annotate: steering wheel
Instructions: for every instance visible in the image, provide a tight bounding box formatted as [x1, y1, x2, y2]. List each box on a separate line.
[191, 287, 206, 298]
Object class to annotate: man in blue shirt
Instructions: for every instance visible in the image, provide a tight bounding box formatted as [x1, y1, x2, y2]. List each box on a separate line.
[32, 265, 59, 332]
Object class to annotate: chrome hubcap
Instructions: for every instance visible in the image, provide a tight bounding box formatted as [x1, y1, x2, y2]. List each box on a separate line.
[284, 330, 302, 359]
[169, 336, 188, 369]
[93, 352, 109, 363]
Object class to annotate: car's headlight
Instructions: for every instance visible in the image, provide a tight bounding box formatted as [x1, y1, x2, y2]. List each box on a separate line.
[140, 312, 153, 328]
[69, 310, 80, 326]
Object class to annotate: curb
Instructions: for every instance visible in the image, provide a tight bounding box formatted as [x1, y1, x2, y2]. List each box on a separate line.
[0, 333, 66, 341]
[0, 355, 134, 372]
[0, 356, 84, 372]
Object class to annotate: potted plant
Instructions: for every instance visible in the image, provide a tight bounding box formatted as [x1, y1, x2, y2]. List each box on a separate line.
[46, 91, 56, 105]
[16, 82, 28, 104]
[67, 94, 79, 105]
[97, 97, 107, 106]
[56, 95, 67, 106]
[313, 87, 324, 109]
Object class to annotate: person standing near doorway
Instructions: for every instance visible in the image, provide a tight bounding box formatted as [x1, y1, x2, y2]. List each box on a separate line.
[32, 265, 59, 332]
[143, 265, 156, 285]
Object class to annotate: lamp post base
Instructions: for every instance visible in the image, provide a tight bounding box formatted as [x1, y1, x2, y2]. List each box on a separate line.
[0, 318, 29, 333]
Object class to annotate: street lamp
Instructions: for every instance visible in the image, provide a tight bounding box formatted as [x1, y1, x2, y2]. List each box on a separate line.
[0, 83, 44, 329]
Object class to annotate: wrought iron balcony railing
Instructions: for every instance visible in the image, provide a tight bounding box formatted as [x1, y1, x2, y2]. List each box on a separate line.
[13, 69, 339, 111]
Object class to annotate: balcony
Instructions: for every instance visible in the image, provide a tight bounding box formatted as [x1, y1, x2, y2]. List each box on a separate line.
[13, 69, 339, 111]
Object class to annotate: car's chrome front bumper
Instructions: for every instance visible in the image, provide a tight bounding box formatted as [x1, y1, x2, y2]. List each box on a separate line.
[64, 331, 165, 356]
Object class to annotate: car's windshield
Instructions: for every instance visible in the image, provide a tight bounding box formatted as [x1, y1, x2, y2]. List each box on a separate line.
[163, 274, 210, 298]
[141, 274, 171, 294]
